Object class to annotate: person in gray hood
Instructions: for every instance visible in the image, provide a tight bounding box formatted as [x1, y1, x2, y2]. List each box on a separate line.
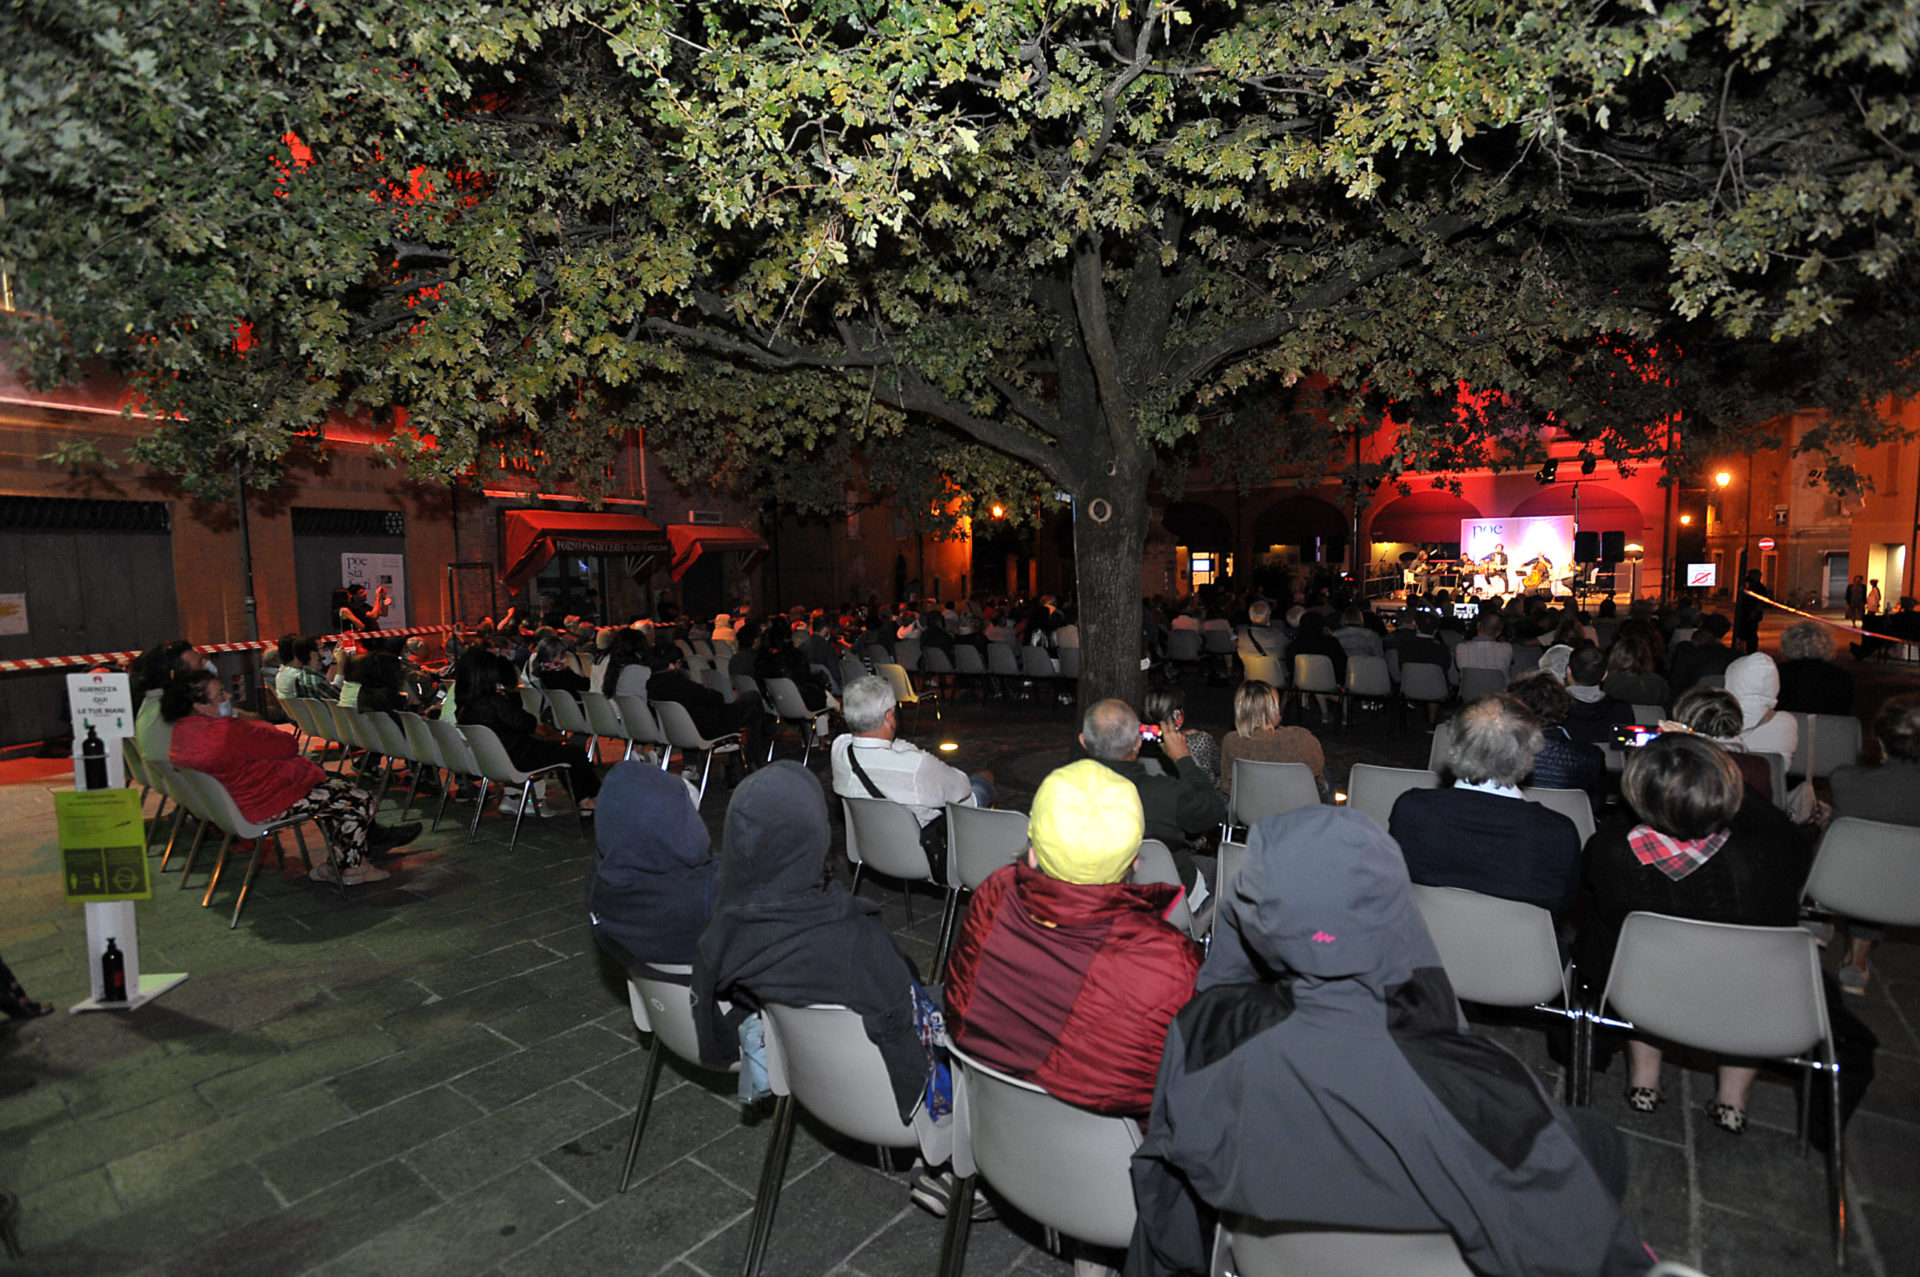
[1125, 807, 1651, 1277]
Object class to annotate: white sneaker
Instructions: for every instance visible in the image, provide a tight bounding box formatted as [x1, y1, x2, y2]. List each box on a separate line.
[342, 860, 392, 885]
[309, 860, 341, 885]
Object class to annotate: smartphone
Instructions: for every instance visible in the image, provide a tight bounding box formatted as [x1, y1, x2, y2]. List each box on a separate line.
[1139, 723, 1163, 744]
[1614, 724, 1663, 748]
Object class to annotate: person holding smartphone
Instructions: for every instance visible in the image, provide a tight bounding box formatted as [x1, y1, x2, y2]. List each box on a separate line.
[1081, 699, 1225, 894]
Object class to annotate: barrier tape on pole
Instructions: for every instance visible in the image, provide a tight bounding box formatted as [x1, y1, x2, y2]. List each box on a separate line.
[0, 624, 459, 674]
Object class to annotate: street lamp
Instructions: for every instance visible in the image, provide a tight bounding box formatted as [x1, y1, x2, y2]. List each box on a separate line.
[1714, 470, 1733, 489]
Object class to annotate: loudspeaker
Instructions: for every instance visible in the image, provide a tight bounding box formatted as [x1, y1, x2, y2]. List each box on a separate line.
[1574, 531, 1600, 564]
[1601, 530, 1626, 563]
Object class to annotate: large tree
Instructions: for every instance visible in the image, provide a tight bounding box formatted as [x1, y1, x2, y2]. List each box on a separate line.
[4, 0, 1916, 701]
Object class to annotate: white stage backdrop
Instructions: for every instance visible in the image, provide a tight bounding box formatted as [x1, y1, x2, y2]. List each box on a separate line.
[1460, 516, 1575, 569]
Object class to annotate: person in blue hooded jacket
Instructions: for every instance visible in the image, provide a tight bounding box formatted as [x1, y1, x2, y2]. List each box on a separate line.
[587, 762, 717, 972]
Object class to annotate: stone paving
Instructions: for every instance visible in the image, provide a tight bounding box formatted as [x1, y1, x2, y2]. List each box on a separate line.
[2, 644, 1918, 1276]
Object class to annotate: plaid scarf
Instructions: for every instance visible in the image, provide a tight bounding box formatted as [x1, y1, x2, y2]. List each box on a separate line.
[1627, 824, 1730, 881]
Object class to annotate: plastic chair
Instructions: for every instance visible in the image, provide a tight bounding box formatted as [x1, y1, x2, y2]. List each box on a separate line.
[921, 645, 957, 693]
[650, 699, 741, 806]
[1345, 764, 1440, 832]
[731, 673, 762, 702]
[1409, 884, 1587, 1102]
[1056, 646, 1082, 682]
[396, 711, 446, 820]
[1191, 838, 1248, 940]
[546, 689, 601, 761]
[1291, 654, 1341, 722]
[895, 638, 923, 671]
[986, 642, 1023, 697]
[936, 804, 1030, 970]
[937, 1044, 1142, 1277]
[1589, 914, 1844, 1266]
[700, 668, 737, 701]
[1399, 663, 1450, 716]
[1457, 666, 1507, 702]
[1427, 719, 1454, 774]
[744, 1004, 951, 1277]
[1786, 712, 1864, 781]
[458, 722, 585, 850]
[426, 717, 486, 834]
[1020, 644, 1058, 684]
[843, 795, 947, 923]
[1342, 655, 1393, 728]
[172, 768, 329, 926]
[1240, 652, 1285, 689]
[1166, 628, 1204, 672]
[1520, 785, 1596, 846]
[691, 638, 715, 660]
[953, 645, 990, 699]
[518, 684, 547, 720]
[841, 654, 872, 695]
[877, 662, 939, 728]
[762, 677, 827, 765]
[1132, 838, 1195, 937]
[1802, 817, 1920, 928]
[1211, 1218, 1472, 1277]
[141, 757, 196, 869]
[581, 691, 636, 761]
[613, 695, 672, 767]
[618, 966, 739, 1193]
[1227, 759, 1321, 834]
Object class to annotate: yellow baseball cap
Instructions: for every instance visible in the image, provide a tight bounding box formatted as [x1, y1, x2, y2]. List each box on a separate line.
[1029, 759, 1144, 884]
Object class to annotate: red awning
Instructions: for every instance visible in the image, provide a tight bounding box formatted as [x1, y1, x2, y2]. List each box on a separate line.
[1368, 490, 1482, 544]
[500, 511, 670, 591]
[667, 524, 769, 581]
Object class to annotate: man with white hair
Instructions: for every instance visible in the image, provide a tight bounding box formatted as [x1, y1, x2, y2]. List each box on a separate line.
[1236, 599, 1287, 663]
[830, 675, 991, 876]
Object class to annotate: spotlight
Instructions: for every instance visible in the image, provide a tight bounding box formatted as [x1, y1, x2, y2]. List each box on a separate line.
[1535, 460, 1559, 484]
[1581, 455, 1597, 476]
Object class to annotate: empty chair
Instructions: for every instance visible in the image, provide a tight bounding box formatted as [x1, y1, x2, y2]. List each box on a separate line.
[649, 699, 742, 806]
[876, 662, 939, 728]
[1399, 662, 1450, 716]
[1212, 1219, 1472, 1277]
[937, 1044, 1143, 1277]
[1457, 666, 1507, 701]
[1521, 785, 1597, 846]
[425, 717, 486, 833]
[1345, 764, 1439, 832]
[762, 677, 827, 765]
[986, 642, 1023, 696]
[864, 643, 893, 669]
[459, 722, 585, 849]
[1166, 628, 1204, 672]
[841, 654, 871, 693]
[895, 638, 923, 671]
[691, 638, 714, 660]
[1589, 914, 1845, 1265]
[1020, 644, 1058, 683]
[935, 804, 1031, 970]
[546, 688, 600, 759]
[1802, 817, 1920, 929]
[921, 645, 957, 691]
[1787, 711, 1864, 781]
[614, 695, 672, 767]
[843, 794, 946, 922]
[952, 644, 990, 698]
[1227, 759, 1321, 834]
[1291, 654, 1340, 720]
[745, 1004, 951, 1277]
[1240, 652, 1285, 689]
[1057, 645, 1082, 682]
[1132, 838, 1195, 937]
[618, 967, 739, 1193]
[1342, 655, 1394, 728]
[517, 684, 547, 720]
[581, 691, 637, 761]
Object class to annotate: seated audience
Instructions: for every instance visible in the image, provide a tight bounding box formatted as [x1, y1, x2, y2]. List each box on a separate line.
[1215, 680, 1326, 800]
[165, 668, 413, 884]
[1080, 699, 1225, 893]
[755, 620, 834, 713]
[1667, 612, 1734, 692]
[588, 762, 716, 973]
[1826, 692, 1920, 994]
[1236, 599, 1287, 663]
[1506, 671, 1606, 807]
[1388, 695, 1583, 914]
[455, 652, 600, 815]
[1142, 686, 1218, 784]
[274, 636, 338, 703]
[132, 640, 200, 765]
[829, 675, 990, 879]
[1669, 686, 1776, 801]
[1128, 807, 1646, 1277]
[1331, 606, 1383, 659]
[1575, 733, 1810, 1133]
[601, 628, 653, 698]
[1602, 634, 1670, 711]
[1724, 651, 1798, 760]
[1562, 644, 1635, 747]
[1287, 611, 1348, 720]
[1852, 594, 1920, 658]
[1452, 613, 1514, 675]
[1774, 621, 1853, 715]
[644, 652, 767, 764]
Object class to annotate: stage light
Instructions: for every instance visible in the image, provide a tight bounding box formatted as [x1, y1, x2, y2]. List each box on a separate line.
[1625, 542, 1644, 554]
[1714, 470, 1733, 488]
[1581, 455, 1598, 475]
[1535, 460, 1559, 484]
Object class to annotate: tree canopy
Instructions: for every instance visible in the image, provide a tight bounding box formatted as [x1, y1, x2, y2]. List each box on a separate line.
[4, 0, 1916, 696]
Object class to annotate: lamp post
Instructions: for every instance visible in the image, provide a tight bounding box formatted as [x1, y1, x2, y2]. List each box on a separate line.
[1713, 468, 1744, 595]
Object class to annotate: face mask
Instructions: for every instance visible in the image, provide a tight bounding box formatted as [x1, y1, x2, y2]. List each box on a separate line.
[217, 700, 234, 718]
[204, 658, 219, 674]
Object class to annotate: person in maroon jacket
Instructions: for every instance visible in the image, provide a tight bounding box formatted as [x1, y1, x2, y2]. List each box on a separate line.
[942, 754, 1202, 1116]
[165, 669, 416, 885]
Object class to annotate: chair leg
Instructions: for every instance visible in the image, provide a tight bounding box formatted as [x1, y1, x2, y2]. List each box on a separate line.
[399, 766, 424, 820]
[176, 822, 216, 888]
[145, 795, 170, 849]
[373, 757, 395, 810]
[197, 834, 236, 904]
[932, 888, 962, 978]
[467, 779, 492, 843]
[849, 862, 865, 898]
[557, 771, 583, 840]
[1827, 1059, 1847, 1268]
[229, 835, 272, 929]
[291, 823, 315, 874]
[740, 1093, 797, 1277]
[159, 805, 189, 870]
[697, 750, 715, 807]
[507, 780, 533, 853]
[619, 1040, 669, 1194]
[901, 880, 913, 923]
[937, 1174, 976, 1277]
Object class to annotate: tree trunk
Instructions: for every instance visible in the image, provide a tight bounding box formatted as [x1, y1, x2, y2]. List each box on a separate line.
[1071, 464, 1151, 712]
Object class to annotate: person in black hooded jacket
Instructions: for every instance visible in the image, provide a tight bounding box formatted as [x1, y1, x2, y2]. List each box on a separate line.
[1127, 807, 1649, 1277]
[690, 761, 935, 1121]
[587, 762, 717, 972]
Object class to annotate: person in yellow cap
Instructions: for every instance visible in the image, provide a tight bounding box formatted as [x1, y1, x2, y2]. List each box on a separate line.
[923, 758, 1202, 1242]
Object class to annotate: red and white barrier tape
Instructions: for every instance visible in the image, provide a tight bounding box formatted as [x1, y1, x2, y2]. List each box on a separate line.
[1743, 589, 1867, 634]
[0, 624, 458, 674]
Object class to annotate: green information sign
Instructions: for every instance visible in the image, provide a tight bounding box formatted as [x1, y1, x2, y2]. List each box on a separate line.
[57, 789, 151, 903]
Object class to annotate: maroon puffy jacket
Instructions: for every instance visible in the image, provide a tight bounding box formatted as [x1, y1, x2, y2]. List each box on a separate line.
[943, 862, 1202, 1116]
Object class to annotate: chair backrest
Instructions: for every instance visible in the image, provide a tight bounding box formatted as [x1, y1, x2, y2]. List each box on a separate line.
[948, 1045, 1141, 1251]
[987, 642, 1022, 676]
[762, 677, 811, 720]
[1438, 629, 1465, 653]
[945, 803, 1030, 890]
[1630, 703, 1664, 725]
[676, 639, 698, 664]
[922, 647, 956, 675]
[1400, 662, 1449, 703]
[1344, 654, 1392, 697]
[684, 654, 711, 674]
[841, 795, 934, 881]
[362, 709, 412, 761]
[1519, 786, 1596, 845]
[864, 645, 893, 669]
[1507, 645, 1544, 677]
[428, 717, 482, 776]
[732, 674, 764, 701]
[692, 638, 714, 659]
[1457, 666, 1507, 701]
[1231, 759, 1321, 826]
[953, 645, 988, 675]
[1804, 816, 1920, 928]
[1131, 839, 1194, 936]
[547, 689, 593, 734]
[895, 639, 922, 671]
[518, 685, 547, 719]
[1240, 653, 1285, 688]
[177, 768, 270, 840]
[876, 663, 920, 706]
[700, 668, 735, 699]
[614, 695, 668, 747]
[327, 702, 367, 751]
[710, 639, 737, 659]
[1167, 630, 1203, 662]
[459, 722, 530, 784]
[651, 698, 726, 749]
[1214, 1219, 1473, 1277]
[581, 691, 630, 740]
[1345, 764, 1440, 832]
[1057, 646, 1082, 680]
[1203, 627, 1238, 655]
[1427, 719, 1454, 773]
[1410, 884, 1568, 1007]
[277, 696, 313, 739]
[627, 967, 728, 1072]
[1601, 913, 1829, 1060]
[1788, 711, 1864, 780]
[399, 712, 444, 772]
[1291, 654, 1337, 694]
[841, 655, 871, 690]
[762, 1003, 923, 1148]
[1020, 646, 1056, 678]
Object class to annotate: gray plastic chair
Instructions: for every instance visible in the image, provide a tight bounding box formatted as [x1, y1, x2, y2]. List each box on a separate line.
[700, 667, 736, 701]
[1211, 1218, 1472, 1277]
[546, 689, 600, 761]
[1056, 646, 1082, 682]
[458, 722, 584, 849]
[174, 768, 329, 925]
[618, 966, 739, 1193]
[762, 677, 826, 765]
[1166, 628, 1204, 669]
[1427, 719, 1454, 774]
[745, 1004, 950, 1277]
[841, 654, 872, 695]
[1410, 884, 1588, 1103]
[426, 717, 485, 833]
[1343, 655, 1394, 728]
[895, 638, 922, 671]
[359, 710, 414, 809]
[1520, 785, 1597, 846]
[649, 699, 741, 806]
[1589, 914, 1844, 1266]
[1344, 764, 1440, 832]
[1457, 666, 1508, 702]
[986, 642, 1023, 696]
[937, 1043, 1142, 1277]
[936, 804, 1031, 970]
[1803, 817, 1920, 928]
[517, 684, 547, 720]
[1131, 838, 1195, 937]
[140, 756, 191, 866]
[1399, 662, 1450, 714]
[842, 795, 946, 922]
[396, 711, 445, 819]
[613, 695, 672, 767]
[1787, 712, 1864, 781]
[1228, 759, 1322, 834]
[921, 645, 957, 691]
[581, 691, 636, 761]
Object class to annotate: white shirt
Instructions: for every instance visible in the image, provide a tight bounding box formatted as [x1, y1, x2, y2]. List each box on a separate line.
[830, 735, 976, 827]
[1454, 638, 1514, 671]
